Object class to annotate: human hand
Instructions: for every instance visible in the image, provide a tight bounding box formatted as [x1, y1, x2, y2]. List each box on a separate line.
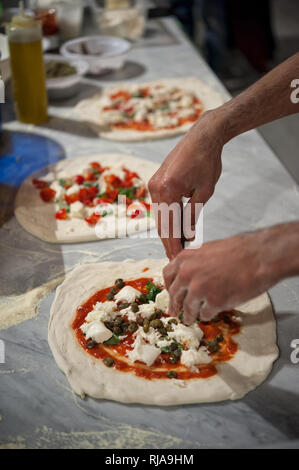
[149, 111, 225, 259]
[163, 230, 275, 324]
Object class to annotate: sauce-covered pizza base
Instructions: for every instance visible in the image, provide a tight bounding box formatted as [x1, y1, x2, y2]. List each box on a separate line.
[72, 277, 241, 381]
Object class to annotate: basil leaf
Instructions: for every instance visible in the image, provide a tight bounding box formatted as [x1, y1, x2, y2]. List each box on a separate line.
[58, 178, 66, 188]
[103, 334, 120, 346]
[58, 202, 70, 213]
[118, 186, 135, 200]
[146, 281, 162, 302]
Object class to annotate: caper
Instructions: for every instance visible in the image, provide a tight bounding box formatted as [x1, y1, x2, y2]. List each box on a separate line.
[139, 293, 147, 303]
[173, 348, 182, 358]
[150, 319, 163, 329]
[208, 339, 220, 353]
[114, 317, 124, 326]
[115, 278, 125, 289]
[113, 326, 122, 335]
[128, 322, 138, 333]
[86, 340, 97, 349]
[104, 357, 114, 367]
[212, 315, 220, 323]
[137, 316, 144, 326]
[149, 312, 157, 321]
[106, 292, 114, 300]
[169, 353, 179, 364]
[155, 309, 163, 319]
[216, 333, 224, 343]
[166, 370, 178, 379]
[143, 319, 150, 333]
[119, 302, 129, 310]
[131, 302, 139, 313]
[121, 323, 128, 334]
[110, 287, 118, 295]
[158, 327, 168, 336]
[104, 321, 114, 331]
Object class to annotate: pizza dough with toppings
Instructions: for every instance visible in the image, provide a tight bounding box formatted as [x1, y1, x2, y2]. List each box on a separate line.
[75, 78, 225, 141]
[14, 154, 158, 244]
[48, 259, 279, 405]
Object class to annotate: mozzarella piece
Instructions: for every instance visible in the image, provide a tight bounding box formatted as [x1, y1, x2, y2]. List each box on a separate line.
[50, 181, 65, 202]
[80, 321, 113, 343]
[168, 323, 204, 349]
[119, 305, 138, 322]
[153, 275, 164, 287]
[180, 347, 212, 367]
[155, 289, 169, 313]
[156, 338, 170, 349]
[127, 336, 160, 366]
[180, 94, 193, 107]
[138, 301, 156, 318]
[136, 326, 161, 346]
[101, 109, 123, 125]
[85, 301, 117, 323]
[70, 201, 85, 219]
[66, 183, 80, 196]
[114, 286, 141, 304]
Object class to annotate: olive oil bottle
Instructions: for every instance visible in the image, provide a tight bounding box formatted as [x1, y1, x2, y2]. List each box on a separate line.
[6, 4, 48, 124]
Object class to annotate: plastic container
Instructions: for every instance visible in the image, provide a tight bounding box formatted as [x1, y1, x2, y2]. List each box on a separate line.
[60, 35, 131, 75]
[90, 0, 147, 41]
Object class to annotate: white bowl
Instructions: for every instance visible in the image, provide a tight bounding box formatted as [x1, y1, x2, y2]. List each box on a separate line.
[60, 35, 131, 75]
[44, 54, 89, 100]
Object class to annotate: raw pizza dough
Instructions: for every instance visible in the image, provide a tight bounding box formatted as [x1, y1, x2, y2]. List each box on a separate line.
[75, 77, 225, 141]
[14, 154, 159, 244]
[48, 259, 279, 406]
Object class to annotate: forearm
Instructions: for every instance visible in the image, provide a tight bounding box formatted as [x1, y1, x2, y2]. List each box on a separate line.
[211, 53, 299, 142]
[255, 221, 299, 286]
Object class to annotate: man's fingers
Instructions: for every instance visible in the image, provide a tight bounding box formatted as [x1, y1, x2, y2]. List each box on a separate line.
[199, 301, 219, 322]
[183, 186, 214, 241]
[168, 277, 188, 316]
[161, 237, 183, 260]
[163, 261, 177, 291]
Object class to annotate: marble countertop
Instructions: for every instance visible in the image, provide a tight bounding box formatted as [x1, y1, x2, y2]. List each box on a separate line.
[0, 18, 299, 449]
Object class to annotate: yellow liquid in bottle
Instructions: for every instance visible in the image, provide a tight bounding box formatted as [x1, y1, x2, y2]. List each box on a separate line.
[9, 39, 48, 124]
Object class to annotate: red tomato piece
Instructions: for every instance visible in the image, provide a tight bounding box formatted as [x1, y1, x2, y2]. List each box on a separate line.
[85, 172, 98, 182]
[90, 162, 108, 174]
[85, 212, 101, 225]
[135, 187, 146, 199]
[104, 174, 122, 187]
[123, 168, 139, 180]
[110, 90, 131, 101]
[65, 193, 78, 205]
[32, 179, 49, 189]
[105, 189, 119, 202]
[78, 186, 98, 205]
[74, 175, 84, 185]
[130, 209, 145, 219]
[55, 208, 68, 220]
[40, 187, 56, 202]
